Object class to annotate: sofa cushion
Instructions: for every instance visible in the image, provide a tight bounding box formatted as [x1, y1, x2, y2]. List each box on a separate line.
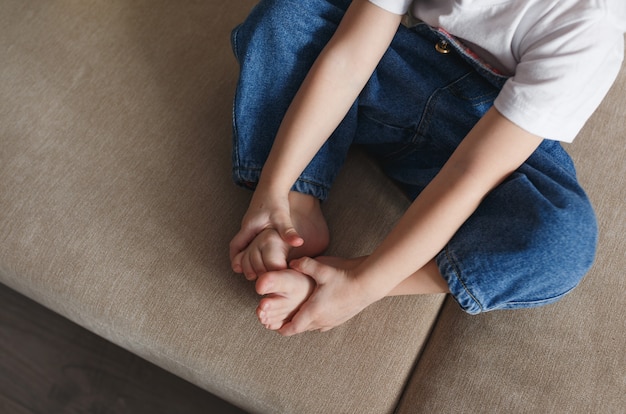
[396, 44, 626, 413]
[0, 1, 445, 412]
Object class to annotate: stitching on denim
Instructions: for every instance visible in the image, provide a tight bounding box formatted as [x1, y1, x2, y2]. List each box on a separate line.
[358, 103, 429, 159]
[230, 22, 252, 187]
[414, 85, 441, 145]
[358, 108, 417, 132]
[448, 73, 494, 100]
[231, 102, 240, 176]
[365, 142, 415, 163]
[231, 27, 242, 182]
[233, 165, 331, 197]
[295, 176, 331, 196]
[498, 284, 579, 309]
[443, 245, 484, 313]
[414, 78, 470, 152]
[444, 72, 499, 109]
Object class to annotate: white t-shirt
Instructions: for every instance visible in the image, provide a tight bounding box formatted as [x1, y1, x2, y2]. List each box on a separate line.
[368, 0, 626, 142]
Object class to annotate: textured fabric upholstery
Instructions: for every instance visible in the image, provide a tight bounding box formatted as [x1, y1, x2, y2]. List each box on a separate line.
[0, 1, 443, 412]
[1, 1, 624, 413]
[396, 53, 626, 413]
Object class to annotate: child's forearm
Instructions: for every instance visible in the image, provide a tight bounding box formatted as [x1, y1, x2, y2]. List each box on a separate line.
[354, 108, 544, 300]
[231, 2, 401, 260]
[256, 0, 402, 196]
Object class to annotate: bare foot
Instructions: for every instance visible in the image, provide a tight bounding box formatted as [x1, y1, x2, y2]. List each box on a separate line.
[254, 256, 365, 331]
[236, 192, 330, 280]
[286, 192, 329, 262]
[255, 269, 315, 330]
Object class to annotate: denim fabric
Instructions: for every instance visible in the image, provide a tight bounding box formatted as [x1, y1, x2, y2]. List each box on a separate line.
[230, 0, 598, 314]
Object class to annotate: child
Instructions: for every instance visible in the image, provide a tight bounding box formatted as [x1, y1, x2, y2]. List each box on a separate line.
[229, 0, 625, 336]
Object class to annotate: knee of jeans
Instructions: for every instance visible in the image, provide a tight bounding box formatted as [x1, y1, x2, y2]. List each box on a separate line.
[235, 0, 349, 43]
[240, 0, 345, 27]
[538, 199, 598, 294]
[483, 203, 598, 313]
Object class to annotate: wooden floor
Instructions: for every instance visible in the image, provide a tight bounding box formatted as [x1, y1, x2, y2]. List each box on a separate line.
[0, 283, 247, 414]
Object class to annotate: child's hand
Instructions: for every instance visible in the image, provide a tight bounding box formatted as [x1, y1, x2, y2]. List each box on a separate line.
[230, 190, 304, 277]
[234, 227, 293, 280]
[277, 256, 380, 336]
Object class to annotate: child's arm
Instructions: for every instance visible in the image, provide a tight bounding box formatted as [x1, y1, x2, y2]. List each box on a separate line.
[230, 0, 402, 266]
[281, 108, 544, 335]
[355, 108, 544, 295]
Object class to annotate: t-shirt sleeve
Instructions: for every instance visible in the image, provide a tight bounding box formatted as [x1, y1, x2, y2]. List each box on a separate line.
[494, 14, 624, 143]
[367, 0, 412, 15]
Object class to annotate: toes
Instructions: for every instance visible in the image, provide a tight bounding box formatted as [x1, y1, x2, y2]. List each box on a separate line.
[257, 230, 289, 272]
[256, 269, 310, 296]
[260, 242, 289, 272]
[249, 249, 267, 277]
[254, 270, 315, 332]
[240, 252, 258, 281]
[257, 297, 291, 328]
[258, 296, 293, 315]
[266, 321, 285, 331]
[255, 273, 276, 296]
[256, 298, 273, 324]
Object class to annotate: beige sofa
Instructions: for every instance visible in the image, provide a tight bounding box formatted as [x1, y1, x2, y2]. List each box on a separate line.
[1, 1, 624, 412]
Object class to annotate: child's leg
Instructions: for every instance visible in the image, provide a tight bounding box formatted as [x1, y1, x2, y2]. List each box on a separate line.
[239, 15, 597, 330]
[434, 146, 597, 314]
[242, 20, 497, 329]
[231, 0, 355, 201]
[231, 0, 355, 279]
[257, 23, 597, 326]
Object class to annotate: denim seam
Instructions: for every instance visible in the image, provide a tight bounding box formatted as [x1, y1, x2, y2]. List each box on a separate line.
[233, 167, 331, 199]
[496, 284, 579, 309]
[231, 22, 250, 187]
[377, 143, 414, 162]
[231, 102, 240, 171]
[233, 166, 262, 175]
[296, 176, 331, 192]
[357, 112, 418, 161]
[413, 80, 468, 151]
[447, 74, 499, 108]
[358, 107, 417, 132]
[231, 28, 242, 181]
[443, 245, 484, 313]
[413, 86, 440, 146]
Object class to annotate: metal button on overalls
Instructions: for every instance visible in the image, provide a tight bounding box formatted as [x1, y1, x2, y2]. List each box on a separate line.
[435, 39, 451, 54]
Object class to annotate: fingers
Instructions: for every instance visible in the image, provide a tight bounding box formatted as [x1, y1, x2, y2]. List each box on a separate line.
[278, 311, 312, 337]
[237, 249, 266, 281]
[229, 226, 257, 266]
[276, 291, 322, 336]
[230, 210, 302, 271]
[234, 230, 291, 280]
[278, 257, 363, 336]
[289, 257, 329, 284]
[272, 212, 304, 248]
[277, 305, 334, 336]
[274, 258, 330, 335]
